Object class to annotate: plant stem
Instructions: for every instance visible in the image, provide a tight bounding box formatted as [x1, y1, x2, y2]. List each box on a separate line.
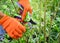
[39, 0, 42, 43]
[44, 0, 47, 43]
[48, 14, 53, 43]
[11, 0, 18, 14]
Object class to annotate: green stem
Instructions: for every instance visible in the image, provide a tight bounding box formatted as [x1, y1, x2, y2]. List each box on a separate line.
[57, 1, 60, 43]
[39, 0, 42, 43]
[48, 14, 53, 43]
[11, 0, 18, 14]
[58, 33, 60, 43]
[44, 0, 47, 43]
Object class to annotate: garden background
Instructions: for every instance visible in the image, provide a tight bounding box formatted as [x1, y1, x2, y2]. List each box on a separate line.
[0, 0, 60, 43]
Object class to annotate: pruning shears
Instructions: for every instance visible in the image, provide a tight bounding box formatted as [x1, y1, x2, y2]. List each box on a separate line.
[14, 2, 37, 25]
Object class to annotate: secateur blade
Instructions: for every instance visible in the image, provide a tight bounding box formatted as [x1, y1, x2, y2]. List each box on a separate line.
[29, 19, 37, 25]
[16, 2, 24, 10]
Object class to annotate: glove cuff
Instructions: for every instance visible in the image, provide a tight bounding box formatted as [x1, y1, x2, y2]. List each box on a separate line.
[0, 15, 9, 24]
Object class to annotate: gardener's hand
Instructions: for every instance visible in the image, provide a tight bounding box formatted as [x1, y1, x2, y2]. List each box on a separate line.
[0, 11, 4, 19]
[0, 12, 26, 39]
[18, 0, 32, 21]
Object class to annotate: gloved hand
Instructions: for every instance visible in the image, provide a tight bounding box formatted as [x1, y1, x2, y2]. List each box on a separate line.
[18, 0, 32, 21]
[0, 15, 26, 39]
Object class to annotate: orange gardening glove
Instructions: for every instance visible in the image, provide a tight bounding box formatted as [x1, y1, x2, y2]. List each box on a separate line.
[0, 15, 26, 39]
[18, 0, 32, 21]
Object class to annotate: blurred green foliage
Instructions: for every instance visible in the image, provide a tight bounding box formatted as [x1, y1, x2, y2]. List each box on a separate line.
[0, 0, 60, 43]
